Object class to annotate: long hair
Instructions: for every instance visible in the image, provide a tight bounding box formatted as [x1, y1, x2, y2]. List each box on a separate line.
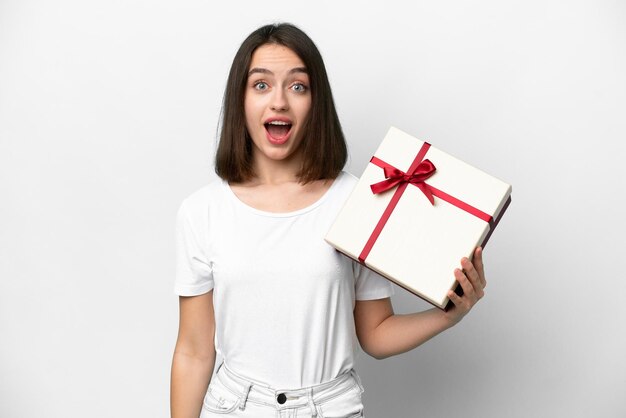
[215, 23, 347, 184]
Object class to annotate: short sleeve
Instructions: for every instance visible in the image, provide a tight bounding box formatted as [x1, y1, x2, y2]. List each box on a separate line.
[353, 261, 395, 300]
[174, 199, 214, 296]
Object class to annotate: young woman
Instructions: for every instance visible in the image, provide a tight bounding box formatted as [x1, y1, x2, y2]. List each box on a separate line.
[170, 23, 486, 418]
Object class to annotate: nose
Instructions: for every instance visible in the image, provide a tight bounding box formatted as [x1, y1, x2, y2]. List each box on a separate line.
[270, 88, 289, 112]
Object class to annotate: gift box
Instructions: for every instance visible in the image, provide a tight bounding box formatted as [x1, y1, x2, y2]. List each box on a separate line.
[325, 127, 512, 309]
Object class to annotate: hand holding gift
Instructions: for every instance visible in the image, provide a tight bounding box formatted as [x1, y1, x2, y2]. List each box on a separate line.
[351, 245, 490, 359]
[445, 247, 487, 324]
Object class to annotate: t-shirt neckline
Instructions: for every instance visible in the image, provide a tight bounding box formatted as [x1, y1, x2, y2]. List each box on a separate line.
[222, 172, 345, 218]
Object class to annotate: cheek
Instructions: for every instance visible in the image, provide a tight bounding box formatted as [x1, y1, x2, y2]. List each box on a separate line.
[243, 99, 257, 129]
[296, 97, 312, 121]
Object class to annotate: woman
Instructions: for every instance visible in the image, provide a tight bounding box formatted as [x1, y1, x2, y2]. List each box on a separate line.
[170, 23, 486, 418]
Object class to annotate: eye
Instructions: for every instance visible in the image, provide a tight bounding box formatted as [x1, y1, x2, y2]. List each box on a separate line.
[291, 83, 308, 93]
[253, 81, 268, 91]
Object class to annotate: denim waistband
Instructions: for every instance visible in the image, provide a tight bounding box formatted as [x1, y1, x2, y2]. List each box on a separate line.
[213, 362, 365, 415]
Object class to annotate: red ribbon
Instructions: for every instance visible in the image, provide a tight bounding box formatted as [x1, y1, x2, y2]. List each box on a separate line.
[370, 158, 437, 205]
[358, 142, 494, 263]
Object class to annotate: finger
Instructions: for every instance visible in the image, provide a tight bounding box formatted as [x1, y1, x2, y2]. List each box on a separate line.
[461, 257, 479, 284]
[455, 268, 476, 300]
[473, 247, 486, 288]
[447, 288, 465, 310]
[460, 258, 483, 299]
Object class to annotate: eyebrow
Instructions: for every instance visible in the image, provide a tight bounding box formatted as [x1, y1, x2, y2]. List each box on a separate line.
[248, 67, 308, 76]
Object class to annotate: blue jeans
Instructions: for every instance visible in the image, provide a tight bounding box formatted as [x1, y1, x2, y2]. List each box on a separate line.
[199, 362, 365, 418]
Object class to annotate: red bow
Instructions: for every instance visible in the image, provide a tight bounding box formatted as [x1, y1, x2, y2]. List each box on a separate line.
[370, 159, 437, 205]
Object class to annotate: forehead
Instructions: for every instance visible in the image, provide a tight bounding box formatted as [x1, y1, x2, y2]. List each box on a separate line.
[248, 44, 306, 73]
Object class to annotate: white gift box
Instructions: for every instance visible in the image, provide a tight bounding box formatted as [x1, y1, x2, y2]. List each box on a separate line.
[325, 127, 512, 309]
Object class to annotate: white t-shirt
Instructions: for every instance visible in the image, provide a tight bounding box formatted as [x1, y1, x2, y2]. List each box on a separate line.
[174, 171, 394, 388]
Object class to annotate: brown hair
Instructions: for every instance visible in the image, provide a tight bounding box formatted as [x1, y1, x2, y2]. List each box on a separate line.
[215, 23, 347, 184]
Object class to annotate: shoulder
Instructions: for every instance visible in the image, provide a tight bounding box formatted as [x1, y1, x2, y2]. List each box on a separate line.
[331, 170, 359, 195]
[338, 170, 359, 184]
[318, 171, 360, 211]
[177, 177, 225, 218]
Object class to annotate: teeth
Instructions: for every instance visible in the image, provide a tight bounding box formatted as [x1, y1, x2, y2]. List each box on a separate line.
[267, 121, 290, 125]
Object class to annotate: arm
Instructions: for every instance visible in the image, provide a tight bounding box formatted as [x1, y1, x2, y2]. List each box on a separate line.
[171, 290, 216, 418]
[354, 247, 487, 359]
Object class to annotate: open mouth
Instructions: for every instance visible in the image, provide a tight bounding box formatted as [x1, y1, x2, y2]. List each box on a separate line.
[264, 120, 292, 142]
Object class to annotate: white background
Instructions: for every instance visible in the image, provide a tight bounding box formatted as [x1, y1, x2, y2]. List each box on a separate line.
[1, 1, 625, 417]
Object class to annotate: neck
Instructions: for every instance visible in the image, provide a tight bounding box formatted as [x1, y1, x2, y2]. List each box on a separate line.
[250, 150, 304, 185]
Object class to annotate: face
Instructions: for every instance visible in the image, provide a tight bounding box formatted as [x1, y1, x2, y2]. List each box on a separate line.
[244, 43, 312, 167]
